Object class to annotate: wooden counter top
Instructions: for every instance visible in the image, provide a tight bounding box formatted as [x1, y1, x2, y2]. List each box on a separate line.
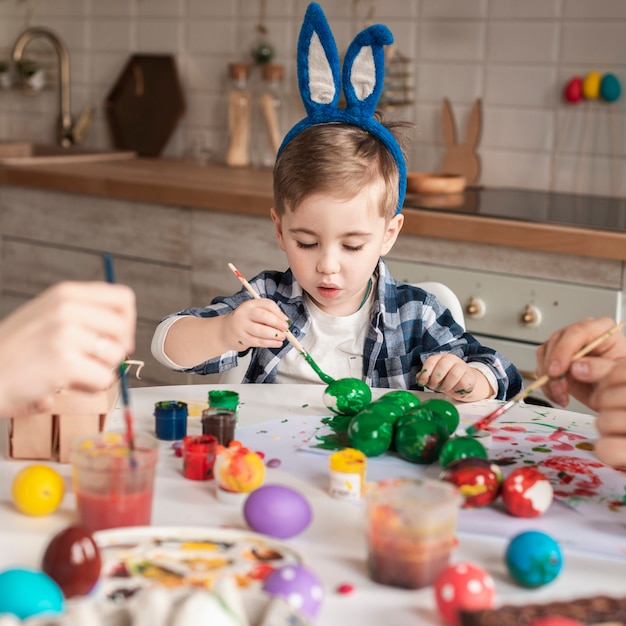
[1, 158, 625, 262]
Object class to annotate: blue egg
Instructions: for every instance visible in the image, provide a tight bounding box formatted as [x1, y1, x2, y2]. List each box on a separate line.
[0, 568, 64, 619]
[600, 73, 621, 102]
[505, 530, 563, 588]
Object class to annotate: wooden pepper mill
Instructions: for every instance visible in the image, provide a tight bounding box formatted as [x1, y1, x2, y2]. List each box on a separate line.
[226, 63, 252, 167]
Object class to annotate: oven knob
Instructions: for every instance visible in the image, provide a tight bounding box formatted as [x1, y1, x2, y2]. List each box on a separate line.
[521, 304, 542, 327]
[465, 297, 486, 319]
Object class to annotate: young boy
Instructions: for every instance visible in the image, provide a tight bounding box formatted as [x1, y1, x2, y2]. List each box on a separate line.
[151, 3, 522, 402]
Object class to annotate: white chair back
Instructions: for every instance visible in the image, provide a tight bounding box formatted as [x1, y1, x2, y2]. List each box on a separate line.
[413, 281, 466, 329]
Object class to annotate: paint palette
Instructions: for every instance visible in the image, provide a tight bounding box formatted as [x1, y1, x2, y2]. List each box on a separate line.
[93, 526, 301, 604]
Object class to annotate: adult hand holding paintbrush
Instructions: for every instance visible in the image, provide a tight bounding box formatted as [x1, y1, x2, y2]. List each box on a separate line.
[466, 321, 625, 436]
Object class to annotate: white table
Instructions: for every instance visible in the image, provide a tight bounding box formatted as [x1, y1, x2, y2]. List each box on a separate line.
[1, 384, 626, 625]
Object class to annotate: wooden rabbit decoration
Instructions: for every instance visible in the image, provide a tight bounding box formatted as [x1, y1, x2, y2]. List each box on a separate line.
[441, 98, 482, 185]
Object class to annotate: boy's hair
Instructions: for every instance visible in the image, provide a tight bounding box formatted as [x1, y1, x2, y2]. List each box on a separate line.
[273, 113, 410, 221]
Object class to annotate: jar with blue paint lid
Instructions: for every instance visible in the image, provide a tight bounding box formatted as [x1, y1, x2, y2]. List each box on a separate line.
[154, 401, 188, 440]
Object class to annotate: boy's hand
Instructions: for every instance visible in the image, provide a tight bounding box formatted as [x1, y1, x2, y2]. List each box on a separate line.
[416, 354, 493, 402]
[223, 299, 289, 351]
[592, 360, 626, 467]
[536, 317, 626, 408]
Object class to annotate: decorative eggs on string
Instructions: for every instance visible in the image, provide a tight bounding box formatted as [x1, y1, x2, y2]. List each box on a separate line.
[564, 77, 583, 103]
[563, 71, 621, 103]
[582, 71, 602, 99]
[600, 73, 621, 102]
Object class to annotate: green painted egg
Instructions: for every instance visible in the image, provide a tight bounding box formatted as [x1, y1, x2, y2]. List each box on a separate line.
[439, 436, 488, 468]
[324, 378, 372, 416]
[420, 398, 460, 434]
[347, 408, 393, 457]
[374, 390, 421, 414]
[394, 417, 449, 464]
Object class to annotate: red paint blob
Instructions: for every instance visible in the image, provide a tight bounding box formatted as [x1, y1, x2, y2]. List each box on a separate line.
[336, 583, 354, 594]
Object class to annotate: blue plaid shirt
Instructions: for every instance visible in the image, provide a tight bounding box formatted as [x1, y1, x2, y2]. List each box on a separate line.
[171, 259, 522, 400]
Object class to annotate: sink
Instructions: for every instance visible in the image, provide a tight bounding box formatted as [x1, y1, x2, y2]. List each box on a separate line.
[0, 142, 136, 165]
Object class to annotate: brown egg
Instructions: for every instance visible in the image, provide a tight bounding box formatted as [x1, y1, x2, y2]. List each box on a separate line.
[41, 525, 102, 598]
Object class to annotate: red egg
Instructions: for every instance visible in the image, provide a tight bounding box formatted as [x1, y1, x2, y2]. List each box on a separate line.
[439, 458, 502, 508]
[501, 466, 553, 518]
[564, 77, 583, 103]
[530, 619, 585, 626]
[41, 525, 101, 598]
[434, 562, 496, 626]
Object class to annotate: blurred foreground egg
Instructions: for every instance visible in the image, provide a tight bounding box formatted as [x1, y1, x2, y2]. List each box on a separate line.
[42, 525, 101, 598]
[0, 568, 64, 619]
[434, 562, 496, 626]
[505, 530, 563, 588]
[262, 564, 323, 619]
[244, 485, 312, 539]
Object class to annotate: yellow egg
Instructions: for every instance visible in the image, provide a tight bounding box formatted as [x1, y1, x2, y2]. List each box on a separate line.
[582, 71, 602, 99]
[12, 465, 65, 516]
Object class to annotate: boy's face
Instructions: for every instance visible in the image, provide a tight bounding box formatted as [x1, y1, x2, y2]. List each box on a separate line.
[271, 187, 404, 316]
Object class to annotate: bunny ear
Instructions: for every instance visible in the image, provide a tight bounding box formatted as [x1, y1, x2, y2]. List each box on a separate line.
[297, 2, 341, 117]
[342, 24, 393, 117]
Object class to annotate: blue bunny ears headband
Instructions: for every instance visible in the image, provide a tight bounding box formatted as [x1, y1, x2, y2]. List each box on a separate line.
[277, 2, 407, 214]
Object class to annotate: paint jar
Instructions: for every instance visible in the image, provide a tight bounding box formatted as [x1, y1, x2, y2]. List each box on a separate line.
[71, 432, 159, 533]
[328, 448, 366, 501]
[154, 401, 188, 440]
[182, 434, 219, 481]
[201, 407, 237, 446]
[208, 390, 240, 415]
[364, 477, 461, 589]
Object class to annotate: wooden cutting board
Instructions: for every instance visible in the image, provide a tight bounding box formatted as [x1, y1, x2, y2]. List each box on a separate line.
[105, 54, 186, 157]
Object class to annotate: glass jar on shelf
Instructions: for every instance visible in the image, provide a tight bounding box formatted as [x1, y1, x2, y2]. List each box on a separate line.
[225, 62, 252, 167]
[251, 63, 284, 169]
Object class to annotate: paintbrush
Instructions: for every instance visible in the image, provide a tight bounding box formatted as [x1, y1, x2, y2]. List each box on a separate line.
[228, 262, 335, 384]
[465, 321, 626, 436]
[102, 252, 136, 458]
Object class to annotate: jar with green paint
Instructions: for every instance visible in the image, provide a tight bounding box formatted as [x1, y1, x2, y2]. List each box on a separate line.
[208, 390, 239, 415]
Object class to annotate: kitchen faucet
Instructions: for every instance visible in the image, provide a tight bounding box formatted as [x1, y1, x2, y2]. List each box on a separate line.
[11, 26, 94, 147]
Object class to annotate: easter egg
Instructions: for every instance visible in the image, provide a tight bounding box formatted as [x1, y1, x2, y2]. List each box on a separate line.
[41, 525, 101, 598]
[262, 564, 323, 619]
[347, 408, 393, 457]
[564, 77, 583, 103]
[505, 530, 563, 588]
[501, 466, 553, 518]
[440, 458, 502, 508]
[375, 390, 421, 414]
[244, 485, 312, 539]
[394, 416, 449, 464]
[434, 562, 496, 626]
[600, 73, 621, 102]
[439, 436, 487, 469]
[12, 464, 65, 516]
[324, 378, 372, 416]
[421, 398, 460, 434]
[582, 71, 602, 99]
[214, 444, 265, 493]
[530, 619, 585, 626]
[0, 568, 64, 619]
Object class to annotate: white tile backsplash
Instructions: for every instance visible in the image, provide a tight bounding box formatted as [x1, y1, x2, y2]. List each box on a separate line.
[0, 0, 624, 198]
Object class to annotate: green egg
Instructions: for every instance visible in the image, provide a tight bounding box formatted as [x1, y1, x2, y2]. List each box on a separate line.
[347, 408, 393, 457]
[438, 436, 488, 468]
[420, 398, 460, 434]
[374, 390, 421, 415]
[323, 378, 372, 416]
[394, 417, 449, 464]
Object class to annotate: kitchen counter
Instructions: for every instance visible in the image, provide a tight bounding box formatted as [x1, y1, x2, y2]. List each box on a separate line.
[1, 158, 626, 261]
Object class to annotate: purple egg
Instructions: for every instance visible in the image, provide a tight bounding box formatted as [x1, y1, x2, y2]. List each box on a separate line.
[243, 484, 312, 539]
[262, 564, 323, 619]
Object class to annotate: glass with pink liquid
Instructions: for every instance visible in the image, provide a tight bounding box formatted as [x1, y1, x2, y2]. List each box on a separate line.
[364, 477, 461, 589]
[71, 432, 159, 533]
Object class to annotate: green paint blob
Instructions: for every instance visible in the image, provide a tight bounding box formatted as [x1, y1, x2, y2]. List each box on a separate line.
[302, 351, 334, 385]
[439, 436, 487, 468]
[394, 417, 449, 464]
[313, 430, 351, 450]
[323, 378, 372, 416]
[532, 446, 551, 453]
[321, 413, 354, 433]
[421, 398, 460, 434]
[347, 408, 393, 457]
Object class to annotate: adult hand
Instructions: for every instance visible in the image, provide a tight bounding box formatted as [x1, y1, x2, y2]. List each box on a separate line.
[592, 360, 626, 467]
[536, 317, 626, 409]
[0, 281, 136, 418]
